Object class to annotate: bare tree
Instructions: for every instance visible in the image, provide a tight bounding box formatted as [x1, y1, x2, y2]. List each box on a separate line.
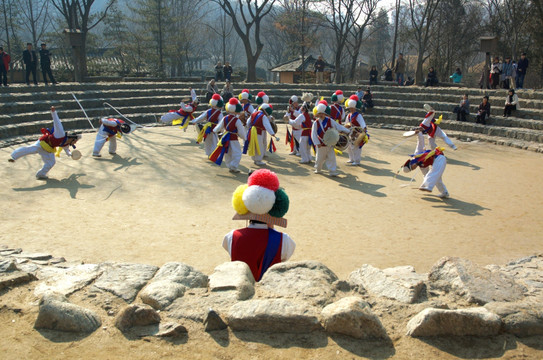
[486, 0, 532, 59]
[211, 0, 275, 82]
[20, 0, 52, 47]
[390, 0, 401, 69]
[408, 0, 441, 84]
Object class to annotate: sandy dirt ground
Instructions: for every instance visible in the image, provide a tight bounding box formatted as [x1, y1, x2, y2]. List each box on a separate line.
[1, 124, 542, 359]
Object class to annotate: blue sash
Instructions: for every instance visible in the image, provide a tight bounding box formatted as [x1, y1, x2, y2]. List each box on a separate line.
[259, 229, 282, 281]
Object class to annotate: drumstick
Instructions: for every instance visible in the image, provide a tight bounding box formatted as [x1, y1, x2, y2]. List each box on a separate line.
[390, 137, 411, 152]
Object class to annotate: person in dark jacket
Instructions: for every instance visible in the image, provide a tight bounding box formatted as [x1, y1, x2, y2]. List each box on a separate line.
[516, 53, 529, 89]
[39, 43, 57, 85]
[425, 67, 438, 87]
[0, 47, 10, 87]
[361, 88, 374, 113]
[369, 66, 378, 85]
[22, 43, 38, 85]
[223, 61, 233, 82]
[214, 61, 223, 81]
[476, 96, 491, 125]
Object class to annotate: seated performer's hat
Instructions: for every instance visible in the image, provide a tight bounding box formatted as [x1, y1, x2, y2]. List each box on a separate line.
[259, 103, 273, 116]
[210, 93, 224, 108]
[255, 91, 269, 105]
[313, 100, 331, 116]
[238, 89, 252, 101]
[289, 95, 299, 105]
[232, 169, 289, 228]
[226, 98, 243, 113]
[331, 90, 344, 103]
[345, 95, 362, 109]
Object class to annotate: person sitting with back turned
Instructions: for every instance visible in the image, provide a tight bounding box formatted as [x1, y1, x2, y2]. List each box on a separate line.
[222, 169, 295, 281]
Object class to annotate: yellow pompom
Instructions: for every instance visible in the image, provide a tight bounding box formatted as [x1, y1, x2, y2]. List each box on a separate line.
[313, 107, 318, 117]
[232, 184, 249, 214]
[436, 114, 443, 125]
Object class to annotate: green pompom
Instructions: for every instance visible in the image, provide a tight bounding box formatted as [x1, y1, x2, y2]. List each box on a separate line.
[268, 188, 289, 218]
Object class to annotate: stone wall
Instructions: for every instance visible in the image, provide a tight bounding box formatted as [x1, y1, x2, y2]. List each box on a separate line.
[1, 245, 542, 347]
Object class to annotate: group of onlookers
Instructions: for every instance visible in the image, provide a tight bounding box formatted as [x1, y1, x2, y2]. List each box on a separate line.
[0, 42, 57, 87]
[487, 53, 529, 90]
[453, 89, 520, 125]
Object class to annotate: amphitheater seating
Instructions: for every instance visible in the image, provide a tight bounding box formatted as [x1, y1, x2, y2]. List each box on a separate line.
[1, 82, 542, 152]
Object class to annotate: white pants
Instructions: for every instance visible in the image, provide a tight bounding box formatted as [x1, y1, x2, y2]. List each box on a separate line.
[203, 133, 218, 157]
[315, 145, 337, 172]
[160, 112, 181, 124]
[429, 127, 455, 149]
[93, 132, 116, 155]
[225, 140, 242, 170]
[293, 129, 302, 154]
[347, 143, 362, 164]
[251, 133, 267, 162]
[299, 136, 312, 163]
[419, 155, 447, 194]
[11, 140, 56, 178]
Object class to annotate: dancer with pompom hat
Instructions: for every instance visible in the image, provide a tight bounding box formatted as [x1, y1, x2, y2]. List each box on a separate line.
[417, 104, 457, 151]
[330, 90, 346, 124]
[159, 88, 199, 132]
[344, 95, 368, 166]
[191, 94, 224, 156]
[284, 95, 301, 155]
[311, 100, 350, 176]
[244, 103, 279, 166]
[238, 89, 255, 125]
[210, 98, 246, 173]
[222, 169, 295, 281]
[289, 96, 314, 164]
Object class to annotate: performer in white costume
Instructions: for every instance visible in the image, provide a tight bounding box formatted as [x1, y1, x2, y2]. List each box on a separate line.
[238, 89, 255, 125]
[9, 106, 81, 179]
[330, 90, 346, 124]
[284, 95, 301, 155]
[191, 94, 224, 156]
[244, 103, 279, 166]
[418, 104, 457, 151]
[290, 100, 314, 164]
[311, 100, 350, 176]
[159, 88, 199, 131]
[92, 117, 132, 157]
[344, 95, 368, 166]
[210, 98, 247, 173]
[402, 132, 449, 198]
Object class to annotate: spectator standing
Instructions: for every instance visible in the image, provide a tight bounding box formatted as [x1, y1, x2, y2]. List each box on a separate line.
[394, 53, 406, 86]
[516, 53, 529, 89]
[425, 67, 438, 87]
[476, 96, 491, 125]
[223, 61, 233, 82]
[214, 61, 223, 81]
[206, 79, 219, 102]
[501, 57, 513, 89]
[449, 68, 462, 83]
[314, 55, 325, 84]
[39, 43, 57, 85]
[490, 57, 501, 89]
[453, 94, 470, 122]
[22, 43, 38, 85]
[0, 47, 10, 87]
[369, 66, 378, 85]
[222, 80, 234, 102]
[503, 89, 519, 117]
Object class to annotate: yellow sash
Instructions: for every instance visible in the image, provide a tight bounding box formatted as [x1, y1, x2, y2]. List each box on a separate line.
[196, 122, 214, 144]
[247, 127, 261, 156]
[39, 141, 56, 153]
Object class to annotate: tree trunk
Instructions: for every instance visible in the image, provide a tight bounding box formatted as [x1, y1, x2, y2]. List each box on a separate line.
[246, 54, 257, 82]
[391, 0, 400, 69]
[415, 50, 424, 84]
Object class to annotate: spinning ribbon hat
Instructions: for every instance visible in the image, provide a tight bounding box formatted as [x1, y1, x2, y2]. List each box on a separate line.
[232, 169, 289, 228]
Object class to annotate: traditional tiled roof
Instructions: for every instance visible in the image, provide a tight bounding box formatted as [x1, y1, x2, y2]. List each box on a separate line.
[269, 55, 335, 72]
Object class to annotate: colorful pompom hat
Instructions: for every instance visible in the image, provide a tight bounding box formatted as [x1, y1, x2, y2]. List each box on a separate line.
[209, 93, 224, 108]
[226, 97, 243, 113]
[232, 169, 289, 228]
[238, 89, 252, 101]
[313, 99, 331, 116]
[345, 95, 362, 109]
[331, 90, 344, 103]
[255, 91, 269, 105]
[259, 103, 273, 116]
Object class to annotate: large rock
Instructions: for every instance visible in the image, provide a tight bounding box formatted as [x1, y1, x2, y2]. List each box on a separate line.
[34, 293, 101, 333]
[321, 297, 388, 339]
[428, 257, 525, 304]
[498, 255, 543, 301]
[0, 271, 36, 290]
[34, 264, 102, 297]
[167, 289, 241, 322]
[209, 262, 255, 300]
[114, 304, 161, 332]
[227, 299, 321, 333]
[139, 262, 207, 310]
[348, 265, 426, 304]
[204, 309, 227, 332]
[140, 280, 186, 310]
[150, 262, 208, 288]
[258, 261, 338, 306]
[406, 307, 502, 337]
[93, 263, 159, 302]
[12, 252, 52, 261]
[485, 302, 543, 337]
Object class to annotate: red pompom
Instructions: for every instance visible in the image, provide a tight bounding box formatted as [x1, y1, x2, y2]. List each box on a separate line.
[335, 90, 343, 95]
[229, 98, 239, 105]
[242, 89, 249, 93]
[257, 91, 266, 97]
[212, 94, 221, 100]
[248, 169, 279, 192]
[319, 100, 329, 106]
[349, 95, 359, 101]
